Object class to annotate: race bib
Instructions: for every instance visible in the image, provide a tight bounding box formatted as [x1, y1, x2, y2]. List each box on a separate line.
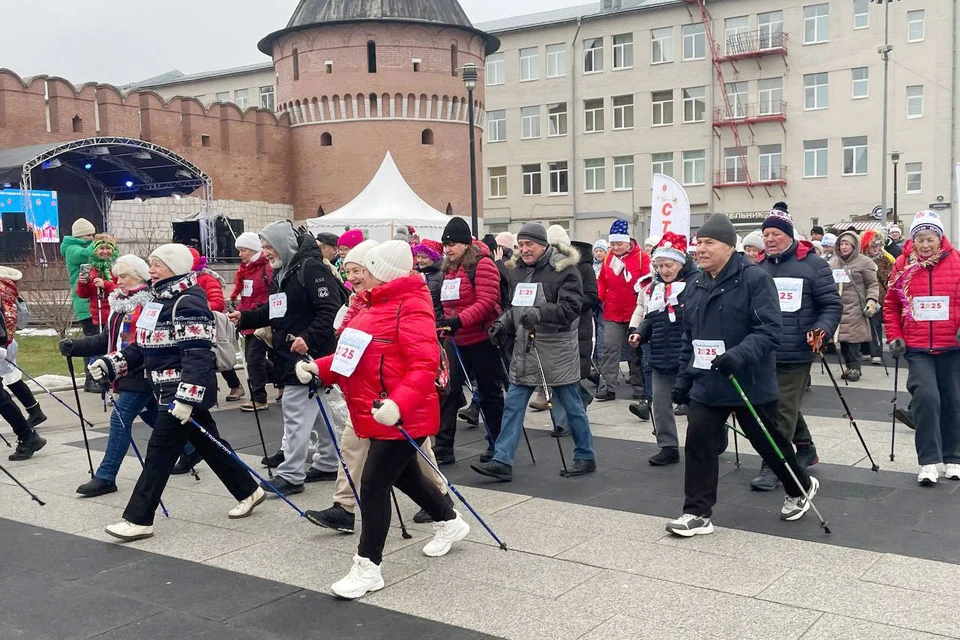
[441, 278, 461, 302]
[330, 328, 374, 377]
[610, 255, 625, 276]
[832, 269, 851, 284]
[692, 339, 725, 370]
[136, 302, 164, 331]
[512, 283, 538, 307]
[242, 280, 253, 297]
[269, 292, 288, 319]
[648, 284, 666, 313]
[913, 296, 949, 321]
[774, 278, 803, 313]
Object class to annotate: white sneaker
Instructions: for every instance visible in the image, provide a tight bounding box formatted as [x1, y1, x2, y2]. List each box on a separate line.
[228, 487, 266, 519]
[422, 510, 470, 557]
[665, 513, 714, 537]
[331, 555, 384, 599]
[945, 464, 960, 481]
[781, 476, 820, 521]
[919, 464, 940, 486]
[105, 520, 154, 542]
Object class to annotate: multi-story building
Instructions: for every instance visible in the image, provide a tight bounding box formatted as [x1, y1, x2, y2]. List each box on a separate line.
[127, 63, 277, 111]
[477, 0, 960, 241]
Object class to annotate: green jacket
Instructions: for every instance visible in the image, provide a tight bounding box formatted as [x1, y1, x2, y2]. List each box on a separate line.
[62, 235, 94, 321]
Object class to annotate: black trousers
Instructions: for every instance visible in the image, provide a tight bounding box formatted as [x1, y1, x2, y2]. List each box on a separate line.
[123, 408, 257, 525]
[684, 400, 811, 518]
[436, 339, 504, 454]
[839, 342, 862, 370]
[357, 438, 455, 565]
[220, 368, 241, 390]
[0, 382, 29, 439]
[7, 379, 39, 410]
[244, 337, 269, 404]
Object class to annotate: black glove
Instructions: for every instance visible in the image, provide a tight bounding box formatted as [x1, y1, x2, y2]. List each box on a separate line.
[437, 316, 462, 333]
[671, 384, 691, 406]
[519, 308, 541, 330]
[488, 322, 505, 343]
[710, 352, 737, 378]
[59, 339, 73, 357]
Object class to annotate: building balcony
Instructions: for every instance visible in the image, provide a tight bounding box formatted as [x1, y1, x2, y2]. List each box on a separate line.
[719, 30, 788, 62]
[713, 101, 787, 127]
[714, 165, 787, 196]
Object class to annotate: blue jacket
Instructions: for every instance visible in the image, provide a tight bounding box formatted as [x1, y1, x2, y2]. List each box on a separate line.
[758, 241, 842, 364]
[637, 259, 699, 374]
[676, 252, 782, 407]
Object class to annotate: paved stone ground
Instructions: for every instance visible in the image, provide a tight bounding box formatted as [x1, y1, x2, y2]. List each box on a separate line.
[1, 358, 956, 639]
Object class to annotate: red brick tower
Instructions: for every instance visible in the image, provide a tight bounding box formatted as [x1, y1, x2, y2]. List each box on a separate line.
[259, 0, 499, 220]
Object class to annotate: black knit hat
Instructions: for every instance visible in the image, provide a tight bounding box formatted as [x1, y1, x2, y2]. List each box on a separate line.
[316, 232, 340, 247]
[697, 214, 738, 247]
[517, 222, 549, 247]
[441, 217, 472, 245]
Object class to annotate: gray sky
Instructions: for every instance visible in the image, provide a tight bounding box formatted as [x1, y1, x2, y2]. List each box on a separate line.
[0, 0, 581, 86]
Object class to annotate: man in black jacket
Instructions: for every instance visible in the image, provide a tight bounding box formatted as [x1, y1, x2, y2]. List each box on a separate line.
[231, 222, 347, 495]
[667, 214, 819, 537]
[754, 207, 842, 490]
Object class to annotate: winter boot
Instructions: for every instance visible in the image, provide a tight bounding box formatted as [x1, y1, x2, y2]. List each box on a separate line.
[750, 463, 781, 491]
[261, 450, 284, 468]
[458, 402, 479, 426]
[648, 447, 680, 466]
[562, 458, 597, 477]
[76, 477, 118, 498]
[629, 401, 651, 421]
[8, 431, 46, 461]
[470, 459, 513, 482]
[24, 404, 47, 429]
[794, 442, 820, 468]
[171, 450, 202, 475]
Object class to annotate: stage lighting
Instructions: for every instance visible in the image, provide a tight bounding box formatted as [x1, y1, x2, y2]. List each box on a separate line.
[42, 159, 62, 169]
[134, 197, 143, 203]
[84, 163, 93, 170]
[175, 169, 193, 179]
[92, 147, 110, 156]
[125, 180, 134, 188]
[132, 151, 151, 160]
[172, 193, 183, 200]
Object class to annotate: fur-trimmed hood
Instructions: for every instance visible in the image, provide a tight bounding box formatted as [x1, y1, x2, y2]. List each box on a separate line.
[545, 240, 581, 272]
[0, 266, 23, 281]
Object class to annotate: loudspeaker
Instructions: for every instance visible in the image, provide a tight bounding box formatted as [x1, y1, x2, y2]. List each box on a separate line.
[2, 211, 27, 232]
[2, 231, 34, 252]
[214, 217, 244, 259]
[172, 221, 201, 248]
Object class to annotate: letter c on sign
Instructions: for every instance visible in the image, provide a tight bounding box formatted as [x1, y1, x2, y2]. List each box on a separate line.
[662, 202, 673, 217]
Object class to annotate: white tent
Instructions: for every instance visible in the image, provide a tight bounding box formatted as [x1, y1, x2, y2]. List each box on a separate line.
[306, 151, 478, 242]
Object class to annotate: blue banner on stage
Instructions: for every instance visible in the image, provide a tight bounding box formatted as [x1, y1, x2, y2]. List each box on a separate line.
[0, 188, 60, 243]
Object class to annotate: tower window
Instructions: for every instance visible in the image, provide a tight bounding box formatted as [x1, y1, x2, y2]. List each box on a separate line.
[421, 129, 434, 145]
[320, 132, 332, 146]
[293, 48, 300, 81]
[72, 115, 83, 133]
[369, 93, 378, 116]
[451, 44, 458, 76]
[367, 41, 377, 73]
[413, 59, 421, 72]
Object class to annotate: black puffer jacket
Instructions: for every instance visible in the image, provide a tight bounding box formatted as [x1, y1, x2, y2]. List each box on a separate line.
[638, 259, 699, 373]
[758, 240, 842, 364]
[675, 252, 782, 407]
[102, 274, 217, 409]
[571, 240, 599, 378]
[417, 261, 444, 319]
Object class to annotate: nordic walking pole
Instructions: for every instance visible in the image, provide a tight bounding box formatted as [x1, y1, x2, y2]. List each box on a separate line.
[375, 401, 507, 550]
[817, 351, 879, 472]
[247, 380, 273, 479]
[873, 323, 889, 376]
[314, 388, 360, 507]
[731, 414, 742, 468]
[529, 331, 568, 476]
[890, 356, 900, 462]
[391, 489, 412, 539]
[729, 377, 831, 534]
[0, 430, 9, 448]
[65, 357, 95, 477]
[172, 405, 307, 518]
[0, 463, 44, 505]
[493, 346, 536, 465]
[10, 358, 95, 429]
[106, 391, 168, 518]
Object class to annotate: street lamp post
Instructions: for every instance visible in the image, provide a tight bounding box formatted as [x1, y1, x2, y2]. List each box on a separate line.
[461, 63, 480, 238]
[874, 0, 900, 226]
[891, 152, 901, 228]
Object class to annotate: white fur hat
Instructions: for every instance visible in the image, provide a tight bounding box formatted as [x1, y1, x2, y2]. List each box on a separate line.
[149, 243, 194, 277]
[0, 266, 22, 281]
[364, 240, 413, 283]
[112, 255, 151, 283]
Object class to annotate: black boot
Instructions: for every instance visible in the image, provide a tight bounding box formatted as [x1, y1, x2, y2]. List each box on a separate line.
[8, 381, 44, 430]
[470, 459, 513, 482]
[458, 402, 479, 426]
[25, 403, 47, 429]
[648, 447, 680, 466]
[629, 401, 651, 421]
[750, 463, 780, 491]
[261, 450, 284, 468]
[171, 450, 202, 475]
[435, 448, 456, 466]
[551, 424, 570, 438]
[414, 493, 455, 524]
[76, 477, 118, 497]
[305, 503, 355, 533]
[8, 430, 46, 461]
[562, 458, 597, 477]
[794, 442, 820, 468]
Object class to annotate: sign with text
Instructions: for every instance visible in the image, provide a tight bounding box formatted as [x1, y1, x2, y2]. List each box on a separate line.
[0, 189, 60, 243]
[651, 174, 690, 237]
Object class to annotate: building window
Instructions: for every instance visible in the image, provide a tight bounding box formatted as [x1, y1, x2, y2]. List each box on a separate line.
[522, 164, 542, 195]
[72, 115, 83, 133]
[758, 78, 783, 115]
[758, 11, 784, 49]
[584, 158, 605, 192]
[260, 86, 275, 111]
[584, 98, 604, 133]
[725, 16, 749, 56]
[682, 23, 705, 60]
[520, 47, 540, 81]
[216, 91, 229, 103]
[651, 90, 673, 126]
[367, 41, 377, 73]
[234, 89, 249, 110]
[681, 150, 706, 185]
[906, 85, 924, 118]
[413, 60, 421, 72]
[682, 86, 705, 123]
[487, 110, 506, 142]
[905, 162, 922, 193]
[201, 135, 211, 148]
[803, 139, 828, 178]
[804, 4, 829, 45]
[804, 72, 829, 110]
[584, 38, 604, 73]
[547, 43, 567, 78]
[548, 161, 569, 195]
[907, 10, 924, 42]
[842, 136, 868, 176]
[854, 0, 869, 29]
[325, 62, 333, 74]
[421, 129, 434, 145]
[486, 53, 504, 85]
[613, 33, 634, 69]
[489, 167, 507, 198]
[723, 147, 747, 183]
[547, 102, 567, 136]
[725, 82, 748, 118]
[614, 155, 634, 190]
[651, 27, 674, 64]
[613, 95, 634, 129]
[852, 67, 869, 99]
[521, 106, 541, 139]
[651, 152, 674, 179]
[293, 48, 299, 81]
[451, 44, 458, 76]
[759, 144, 782, 181]
[369, 93, 379, 116]
[320, 132, 333, 146]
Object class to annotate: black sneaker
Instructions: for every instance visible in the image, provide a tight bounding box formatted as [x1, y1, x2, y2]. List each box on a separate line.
[305, 467, 337, 483]
[895, 408, 917, 431]
[470, 459, 513, 482]
[261, 450, 284, 468]
[479, 446, 495, 463]
[595, 391, 616, 402]
[563, 458, 597, 477]
[629, 402, 650, 421]
[8, 432, 46, 461]
[435, 449, 456, 466]
[794, 442, 820, 468]
[76, 477, 118, 497]
[171, 451, 202, 475]
[25, 404, 47, 429]
[750, 463, 781, 491]
[262, 476, 304, 496]
[648, 447, 680, 466]
[414, 493, 454, 524]
[305, 503, 355, 533]
[458, 403, 479, 426]
[551, 425, 570, 438]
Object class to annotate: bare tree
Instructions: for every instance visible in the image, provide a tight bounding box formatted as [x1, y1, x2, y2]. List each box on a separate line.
[17, 257, 75, 338]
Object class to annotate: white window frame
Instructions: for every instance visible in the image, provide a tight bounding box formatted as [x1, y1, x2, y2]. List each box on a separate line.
[853, 0, 869, 29]
[758, 11, 784, 49]
[852, 67, 869, 99]
[546, 44, 567, 78]
[905, 162, 922, 194]
[725, 16, 749, 56]
[547, 102, 567, 137]
[804, 4, 830, 45]
[758, 78, 783, 115]
[234, 89, 249, 110]
[521, 106, 541, 139]
[842, 136, 869, 176]
[804, 72, 829, 110]
[613, 156, 634, 190]
[548, 161, 569, 195]
[584, 38, 604, 74]
[725, 82, 748, 119]
[486, 53, 504, 86]
[651, 27, 674, 64]
[682, 23, 705, 61]
[613, 95, 634, 130]
[519, 47, 540, 82]
[584, 158, 606, 193]
[215, 91, 229, 103]
[758, 144, 782, 181]
[682, 87, 706, 123]
[613, 33, 634, 70]
[651, 152, 674, 180]
[906, 85, 924, 118]
[803, 139, 828, 178]
[584, 98, 604, 133]
[907, 10, 925, 43]
[651, 90, 674, 126]
[487, 110, 506, 142]
[488, 167, 507, 198]
[259, 86, 275, 111]
[522, 164, 542, 196]
[723, 148, 747, 183]
[681, 150, 706, 186]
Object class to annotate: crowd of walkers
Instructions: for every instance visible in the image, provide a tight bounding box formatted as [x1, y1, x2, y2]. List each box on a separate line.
[1, 202, 957, 599]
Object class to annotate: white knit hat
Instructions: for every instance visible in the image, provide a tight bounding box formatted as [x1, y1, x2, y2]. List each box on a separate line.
[821, 233, 838, 248]
[149, 243, 194, 276]
[364, 240, 413, 283]
[71, 218, 96, 237]
[495, 231, 516, 250]
[910, 210, 945, 238]
[112, 254, 151, 283]
[344, 239, 379, 267]
[742, 230, 764, 250]
[546, 224, 571, 246]
[644, 235, 662, 248]
[235, 231, 262, 252]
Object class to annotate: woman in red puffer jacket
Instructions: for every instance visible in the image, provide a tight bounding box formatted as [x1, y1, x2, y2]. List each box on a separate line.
[295, 241, 468, 600]
[884, 210, 960, 487]
[229, 233, 273, 410]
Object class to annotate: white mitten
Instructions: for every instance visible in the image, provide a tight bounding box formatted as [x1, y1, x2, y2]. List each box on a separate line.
[170, 401, 193, 425]
[372, 399, 401, 426]
[295, 360, 319, 384]
[89, 358, 110, 381]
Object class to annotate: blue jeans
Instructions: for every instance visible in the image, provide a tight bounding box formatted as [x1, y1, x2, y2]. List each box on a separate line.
[96, 392, 159, 482]
[494, 383, 595, 467]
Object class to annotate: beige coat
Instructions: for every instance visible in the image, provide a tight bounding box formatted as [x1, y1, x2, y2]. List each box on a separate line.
[829, 231, 880, 343]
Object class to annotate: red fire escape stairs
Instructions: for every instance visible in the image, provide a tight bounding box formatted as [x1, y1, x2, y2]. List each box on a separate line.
[685, 0, 788, 199]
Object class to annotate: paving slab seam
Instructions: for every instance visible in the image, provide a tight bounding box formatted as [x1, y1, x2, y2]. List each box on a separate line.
[83, 609, 171, 640]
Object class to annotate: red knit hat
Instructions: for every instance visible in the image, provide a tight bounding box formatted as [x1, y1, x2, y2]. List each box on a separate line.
[413, 239, 443, 262]
[652, 232, 688, 264]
